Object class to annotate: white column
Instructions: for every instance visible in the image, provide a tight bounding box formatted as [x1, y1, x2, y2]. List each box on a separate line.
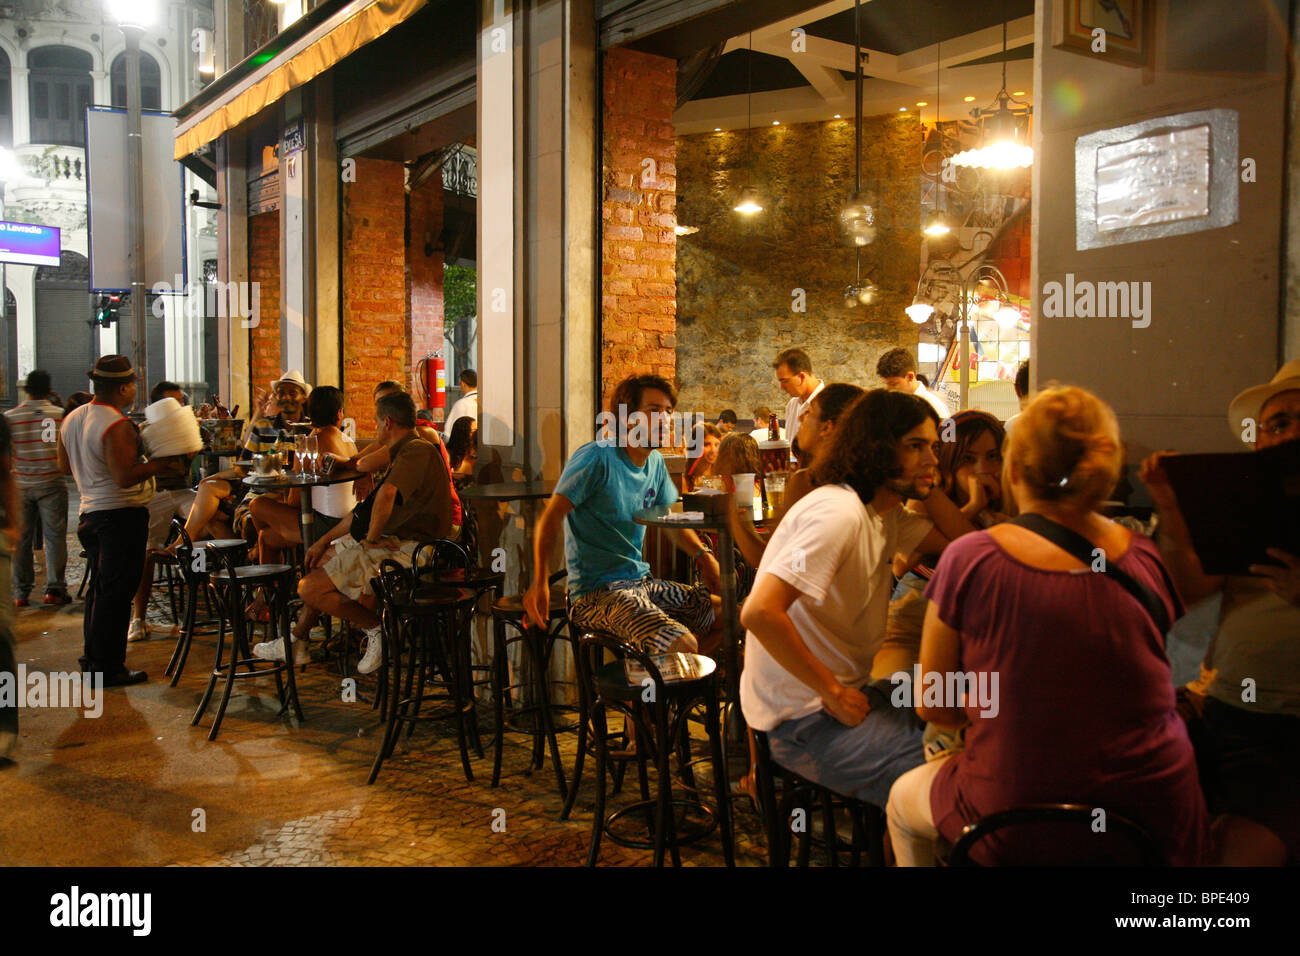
[11, 69, 30, 146]
[9, 263, 35, 377]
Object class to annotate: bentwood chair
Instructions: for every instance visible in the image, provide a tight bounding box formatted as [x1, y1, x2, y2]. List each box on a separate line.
[751, 729, 885, 867]
[164, 519, 252, 687]
[946, 804, 1164, 866]
[574, 630, 734, 867]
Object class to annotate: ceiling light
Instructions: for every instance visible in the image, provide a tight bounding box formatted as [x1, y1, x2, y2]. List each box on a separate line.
[950, 22, 1033, 169]
[833, 114, 841, 118]
[916, 101, 928, 107]
[772, 120, 780, 125]
[963, 95, 976, 102]
[674, 224, 699, 236]
[1012, 91, 1025, 97]
[714, 127, 721, 132]
[995, 304, 1021, 329]
[899, 107, 907, 111]
[840, 192, 876, 246]
[733, 187, 763, 215]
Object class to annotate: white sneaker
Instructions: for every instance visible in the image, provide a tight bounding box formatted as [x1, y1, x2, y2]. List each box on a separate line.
[151, 622, 181, 639]
[253, 635, 309, 664]
[127, 618, 148, 642]
[357, 627, 385, 675]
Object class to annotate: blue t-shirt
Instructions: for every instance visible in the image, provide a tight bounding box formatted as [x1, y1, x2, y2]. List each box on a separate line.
[555, 441, 678, 597]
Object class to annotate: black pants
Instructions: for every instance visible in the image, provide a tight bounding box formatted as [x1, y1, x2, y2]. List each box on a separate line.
[77, 507, 149, 674]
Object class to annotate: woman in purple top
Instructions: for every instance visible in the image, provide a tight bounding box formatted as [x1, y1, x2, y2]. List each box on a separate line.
[886, 386, 1208, 865]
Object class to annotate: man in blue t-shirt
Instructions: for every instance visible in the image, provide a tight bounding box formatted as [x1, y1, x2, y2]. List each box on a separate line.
[524, 374, 722, 654]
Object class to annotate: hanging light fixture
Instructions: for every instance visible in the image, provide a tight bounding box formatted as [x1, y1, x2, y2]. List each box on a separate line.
[951, 21, 1033, 169]
[906, 296, 936, 324]
[840, 0, 876, 246]
[843, 247, 879, 308]
[921, 40, 952, 238]
[733, 31, 764, 215]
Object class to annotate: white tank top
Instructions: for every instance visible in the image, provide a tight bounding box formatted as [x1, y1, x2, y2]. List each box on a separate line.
[312, 480, 357, 519]
[62, 402, 155, 513]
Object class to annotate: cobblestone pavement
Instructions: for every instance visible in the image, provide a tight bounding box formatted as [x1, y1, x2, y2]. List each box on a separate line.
[1, 492, 770, 867]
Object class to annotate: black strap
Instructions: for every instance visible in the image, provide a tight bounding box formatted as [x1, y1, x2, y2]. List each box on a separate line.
[1010, 513, 1171, 635]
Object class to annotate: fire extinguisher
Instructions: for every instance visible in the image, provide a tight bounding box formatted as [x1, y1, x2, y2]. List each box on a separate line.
[418, 351, 447, 410]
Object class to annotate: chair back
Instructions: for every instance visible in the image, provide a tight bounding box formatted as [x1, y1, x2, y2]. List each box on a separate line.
[412, 538, 470, 587]
[372, 558, 416, 609]
[169, 518, 205, 582]
[947, 803, 1165, 866]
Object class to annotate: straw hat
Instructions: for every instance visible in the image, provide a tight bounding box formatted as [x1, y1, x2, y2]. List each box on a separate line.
[1227, 358, 1300, 443]
[271, 369, 312, 395]
[142, 397, 203, 458]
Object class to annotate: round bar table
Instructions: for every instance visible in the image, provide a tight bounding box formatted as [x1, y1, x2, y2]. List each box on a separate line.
[458, 479, 556, 502]
[241, 467, 363, 551]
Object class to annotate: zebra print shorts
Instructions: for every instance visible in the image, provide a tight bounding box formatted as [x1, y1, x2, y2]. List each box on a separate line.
[568, 577, 714, 654]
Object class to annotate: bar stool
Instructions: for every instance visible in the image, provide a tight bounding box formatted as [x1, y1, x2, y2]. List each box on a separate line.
[367, 559, 480, 784]
[191, 543, 301, 741]
[488, 569, 578, 798]
[574, 630, 734, 867]
[751, 729, 885, 867]
[946, 805, 1164, 866]
[163, 519, 252, 687]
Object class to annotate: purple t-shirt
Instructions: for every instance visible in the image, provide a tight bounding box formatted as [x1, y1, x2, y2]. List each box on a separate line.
[924, 530, 1208, 865]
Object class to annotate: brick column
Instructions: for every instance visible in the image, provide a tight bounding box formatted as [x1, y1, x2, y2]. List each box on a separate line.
[341, 158, 407, 419]
[248, 211, 282, 390]
[601, 47, 677, 408]
[407, 176, 446, 412]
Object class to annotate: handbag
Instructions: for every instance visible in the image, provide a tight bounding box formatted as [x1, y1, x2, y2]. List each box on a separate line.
[1009, 513, 1174, 635]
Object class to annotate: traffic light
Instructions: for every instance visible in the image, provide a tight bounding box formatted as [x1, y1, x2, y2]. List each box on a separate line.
[94, 293, 125, 328]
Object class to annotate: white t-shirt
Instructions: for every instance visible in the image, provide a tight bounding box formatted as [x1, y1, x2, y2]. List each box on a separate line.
[443, 390, 478, 439]
[914, 382, 951, 419]
[749, 425, 783, 443]
[739, 483, 933, 731]
[782, 380, 825, 449]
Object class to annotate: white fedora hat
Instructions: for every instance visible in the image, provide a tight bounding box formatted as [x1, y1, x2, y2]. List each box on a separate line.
[272, 369, 312, 395]
[1227, 357, 1300, 442]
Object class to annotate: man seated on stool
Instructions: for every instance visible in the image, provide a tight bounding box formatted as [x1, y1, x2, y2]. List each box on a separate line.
[256, 390, 453, 673]
[523, 374, 724, 656]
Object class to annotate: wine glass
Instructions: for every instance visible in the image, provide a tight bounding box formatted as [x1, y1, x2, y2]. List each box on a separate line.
[294, 435, 308, 474]
[305, 434, 319, 478]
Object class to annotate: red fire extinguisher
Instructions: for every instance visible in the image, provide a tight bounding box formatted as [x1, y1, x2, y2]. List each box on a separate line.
[420, 350, 447, 410]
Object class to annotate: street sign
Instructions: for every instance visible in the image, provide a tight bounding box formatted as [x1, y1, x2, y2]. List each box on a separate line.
[85, 107, 187, 293]
[0, 220, 61, 267]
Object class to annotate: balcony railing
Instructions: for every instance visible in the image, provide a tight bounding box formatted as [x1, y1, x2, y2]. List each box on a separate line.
[16, 144, 86, 185]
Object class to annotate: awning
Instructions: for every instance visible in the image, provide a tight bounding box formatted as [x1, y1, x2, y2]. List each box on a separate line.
[173, 0, 427, 160]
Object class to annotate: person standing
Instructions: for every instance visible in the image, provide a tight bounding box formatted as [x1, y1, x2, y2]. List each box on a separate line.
[877, 347, 951, 419]
[443, 369, 479, 440]
[5, 370, 70, 607]
[772, 348, 823, 458]
[59, 356, 178, 686]
[1, 414, 18, 763]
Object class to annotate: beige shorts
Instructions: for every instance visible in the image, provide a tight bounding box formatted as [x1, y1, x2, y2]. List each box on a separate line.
[322, 534, 420, 601]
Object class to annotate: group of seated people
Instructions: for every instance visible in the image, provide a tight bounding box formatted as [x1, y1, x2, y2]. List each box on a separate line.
[139, 373, 476, 677]
[523, 360, 1300, 867]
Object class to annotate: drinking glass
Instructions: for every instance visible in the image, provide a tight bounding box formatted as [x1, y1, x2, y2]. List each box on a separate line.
[305, 435, 319, 477]
[294, 435, 308, 474]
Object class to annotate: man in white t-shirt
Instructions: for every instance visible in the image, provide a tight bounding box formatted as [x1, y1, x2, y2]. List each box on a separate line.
[748, 405, 782, 444]
[443, 369, 479, 440]
[877, 347, 950, 420]
[740, 388, 977, 806]
[773, 347, 823, 459]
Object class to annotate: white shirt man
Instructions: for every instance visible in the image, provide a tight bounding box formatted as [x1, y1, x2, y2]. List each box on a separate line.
[443, 383, 478, 440]
[913, 381, 951, 419]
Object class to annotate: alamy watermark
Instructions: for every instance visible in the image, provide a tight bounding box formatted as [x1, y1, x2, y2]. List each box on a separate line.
[889, 664, 1000, 719]
[0, 666, 102, 718]
[149, 274, 260, 328]
[1041, 273, 1151, 329]
[595, 407, 706, 455]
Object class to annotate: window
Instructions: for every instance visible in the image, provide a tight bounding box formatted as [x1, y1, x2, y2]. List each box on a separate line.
[28, 46, 93, 147]
[110, 52, 163, 112]
[0, 49, 10, 148]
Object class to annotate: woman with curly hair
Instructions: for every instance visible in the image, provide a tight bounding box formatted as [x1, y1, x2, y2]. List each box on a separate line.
[738, 390, 976, 806]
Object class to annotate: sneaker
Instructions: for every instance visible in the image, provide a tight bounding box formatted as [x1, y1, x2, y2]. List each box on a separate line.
[127, 618, 148, 642]
[253, 636, 310, 665]
[357, 627, 385, 675]
[149, 622, 182, 638]
[43, 592, 71, 607]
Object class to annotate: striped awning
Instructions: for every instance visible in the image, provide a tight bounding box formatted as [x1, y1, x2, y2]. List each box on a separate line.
[173, 0, 427, 160]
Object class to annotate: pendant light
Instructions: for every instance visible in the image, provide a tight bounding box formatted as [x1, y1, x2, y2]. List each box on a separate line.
[733, 31, 764, 215]
[922, 40, 954, 237]
[951, 21, 1033, 169]
[839, 0, 875, 246]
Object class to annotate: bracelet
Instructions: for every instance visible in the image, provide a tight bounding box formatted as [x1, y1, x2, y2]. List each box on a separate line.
[692, 546, 713, 561]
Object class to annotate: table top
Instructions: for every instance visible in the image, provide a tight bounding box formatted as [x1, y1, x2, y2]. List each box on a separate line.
[459, 479, 556, 501]
[635, 503, 774, 531]
[241, 468, 362, 490]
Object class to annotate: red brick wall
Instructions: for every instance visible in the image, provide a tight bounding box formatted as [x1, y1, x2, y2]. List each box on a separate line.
[601, 47, 677, 408]
[342, 158, 407, 420]
[407, 177, 445, 413]
[248, 212, 281, 391]
[986, 210, 1031, 301]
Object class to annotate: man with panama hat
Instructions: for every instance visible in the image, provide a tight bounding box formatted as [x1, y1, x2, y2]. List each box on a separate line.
[58, 356, 187, 686]
[1140, 358, 1300, 865]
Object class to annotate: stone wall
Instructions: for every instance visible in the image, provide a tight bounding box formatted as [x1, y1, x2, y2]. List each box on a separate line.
[341, 157, 407, 420]
[600, 47, 677, 408]
[674, 114, 921, 419]
[247, 211, 281, 391]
